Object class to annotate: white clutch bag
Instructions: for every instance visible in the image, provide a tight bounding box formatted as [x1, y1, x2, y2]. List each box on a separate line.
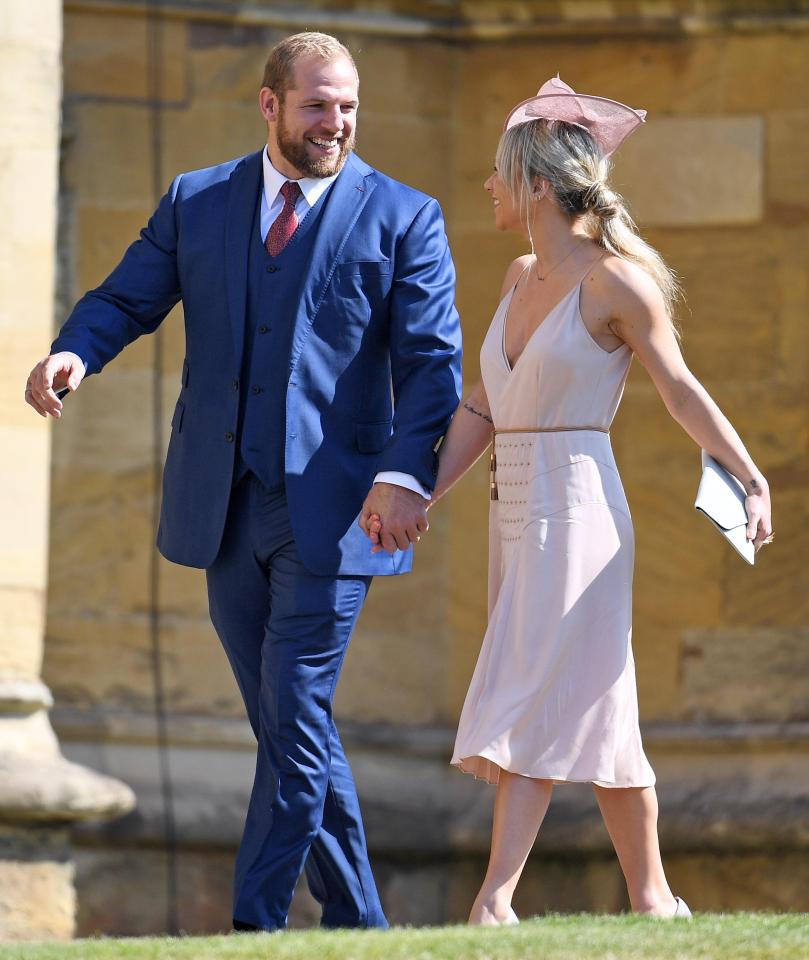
[694, 451, 755, 565]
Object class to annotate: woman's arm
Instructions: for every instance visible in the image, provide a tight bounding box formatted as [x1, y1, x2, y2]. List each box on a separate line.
[430, 381, 494, 506]
[604, 259, 773, 551]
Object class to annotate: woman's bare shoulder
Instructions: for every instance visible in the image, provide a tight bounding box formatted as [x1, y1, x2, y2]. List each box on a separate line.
[591, 254, 666, 322]
[499, 255, 534, 299]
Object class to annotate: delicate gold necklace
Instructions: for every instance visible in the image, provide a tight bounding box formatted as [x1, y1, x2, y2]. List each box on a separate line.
[534, 237, 589, 282]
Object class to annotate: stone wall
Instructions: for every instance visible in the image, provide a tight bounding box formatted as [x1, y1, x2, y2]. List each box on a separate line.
[44, 0, 808, 932]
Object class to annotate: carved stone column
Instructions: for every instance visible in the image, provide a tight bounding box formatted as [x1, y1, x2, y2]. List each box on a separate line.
[0, 0, 135, 940]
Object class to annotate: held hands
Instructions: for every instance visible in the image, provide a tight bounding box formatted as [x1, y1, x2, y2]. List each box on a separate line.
[25, 352, 86, 418]
[358, 482, 429, 555]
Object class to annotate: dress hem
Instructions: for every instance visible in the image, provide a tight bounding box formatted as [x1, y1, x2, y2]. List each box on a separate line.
[451, 753, 656, 790]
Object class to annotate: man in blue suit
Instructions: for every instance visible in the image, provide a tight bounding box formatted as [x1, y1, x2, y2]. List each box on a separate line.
[25, 32, 462, 932]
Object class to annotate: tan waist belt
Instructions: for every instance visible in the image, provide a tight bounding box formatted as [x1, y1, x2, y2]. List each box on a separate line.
[490, 426, 609, 501]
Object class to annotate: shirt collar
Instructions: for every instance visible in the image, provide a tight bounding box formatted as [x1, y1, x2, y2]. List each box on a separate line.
[262, 146, 339, 209]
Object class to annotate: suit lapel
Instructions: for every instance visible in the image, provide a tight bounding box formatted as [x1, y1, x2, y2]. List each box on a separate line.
[224, 149, 263, 368]
[289, 154, 376, 372]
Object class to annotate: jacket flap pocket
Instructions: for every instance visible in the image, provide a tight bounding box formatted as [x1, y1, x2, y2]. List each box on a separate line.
[356, 420, 391, 453]
[337, 260, 392, 277]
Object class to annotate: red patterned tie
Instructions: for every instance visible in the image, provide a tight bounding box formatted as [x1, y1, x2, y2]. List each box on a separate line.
[265, 180, 302, 256]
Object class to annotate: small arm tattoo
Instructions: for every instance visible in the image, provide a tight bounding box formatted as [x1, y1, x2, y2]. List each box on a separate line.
[750, 479, 759, 492]
[463, 401, 493, 425]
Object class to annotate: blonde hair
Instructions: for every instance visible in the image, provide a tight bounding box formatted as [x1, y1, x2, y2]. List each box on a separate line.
[261, 32, 357, 101]
[496, 119, 681, 328]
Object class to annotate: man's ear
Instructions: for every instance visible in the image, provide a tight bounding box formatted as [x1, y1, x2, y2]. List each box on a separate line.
[532, 177, 550, 201]
[259, 87, 280, 124]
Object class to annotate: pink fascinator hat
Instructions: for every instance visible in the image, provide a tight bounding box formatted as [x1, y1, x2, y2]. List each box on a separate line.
[504, 76, 647, 157]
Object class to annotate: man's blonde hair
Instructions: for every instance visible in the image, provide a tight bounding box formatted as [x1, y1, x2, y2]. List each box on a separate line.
[261, 32, 357, 101]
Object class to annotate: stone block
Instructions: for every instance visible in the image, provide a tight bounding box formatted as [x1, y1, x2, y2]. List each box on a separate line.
[62, 102, 153, 207]
[449, 124, 507, 234]
[73, 206, 155, 295]
[454, 35, 726, 137]
[512, 855, 627, 918]
[358, 114, 453, 208]
[354, 38, 453, 122]
[160, 101, 265, 184]
[63, 12, 187, 103]
[0, 0, 60, 49]
[46, 458, 155, 612]
[0, 45, 61, 146]
[0, 428, 50, 591]
[612, 116, 764, 227]
[645, 225, 781, 385]
[772, 224, 809, 385]
[723, 33, 809, 113]
[156, 551, 209, 621]
[767, 110, 809, 212]
[704, 381, 809, 473]
[723, 480, 809, 630]
[0, 826, 74, 940]
[682, 627, 809, 722]
[337, 536, 451, 725]
[185, 30, 268, 105]
[73, 846, 318, 936]
[664, 852, 809, 912]
[0, 587, 45, 680]
[450, 227, 529, 351]
[151, 609, 244, 718]
[43, 614, 156, 712]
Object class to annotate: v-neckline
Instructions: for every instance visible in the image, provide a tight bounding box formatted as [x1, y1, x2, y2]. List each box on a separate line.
[501, 276, 582, 374]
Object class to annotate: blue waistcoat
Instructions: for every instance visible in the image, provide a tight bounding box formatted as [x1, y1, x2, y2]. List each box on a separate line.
[238, 187, 328, 490]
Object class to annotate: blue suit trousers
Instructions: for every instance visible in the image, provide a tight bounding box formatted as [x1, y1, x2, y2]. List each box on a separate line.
[205, 474, 387, 931]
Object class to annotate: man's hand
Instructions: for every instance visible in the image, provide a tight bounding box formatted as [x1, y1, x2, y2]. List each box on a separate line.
[25, 351, 86, 418]
[358, 483, 428, 555]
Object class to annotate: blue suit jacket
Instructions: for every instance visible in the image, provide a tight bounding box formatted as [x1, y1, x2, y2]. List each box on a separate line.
[52, 151, 463, 575]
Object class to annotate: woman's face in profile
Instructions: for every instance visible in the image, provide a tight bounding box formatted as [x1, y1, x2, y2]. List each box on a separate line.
[484, 167, 521, 233]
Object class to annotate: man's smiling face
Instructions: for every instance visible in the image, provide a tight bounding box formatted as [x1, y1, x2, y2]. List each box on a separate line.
[262, 53, 359, 179]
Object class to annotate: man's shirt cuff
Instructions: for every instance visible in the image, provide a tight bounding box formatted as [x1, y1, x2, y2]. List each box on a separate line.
[373, 471, 431, 501]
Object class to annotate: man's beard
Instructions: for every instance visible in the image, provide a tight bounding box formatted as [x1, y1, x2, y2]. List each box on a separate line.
[276, 107, 355, 178]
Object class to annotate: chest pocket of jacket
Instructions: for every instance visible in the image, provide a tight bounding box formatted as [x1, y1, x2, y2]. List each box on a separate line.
[332, 260, 392, 304]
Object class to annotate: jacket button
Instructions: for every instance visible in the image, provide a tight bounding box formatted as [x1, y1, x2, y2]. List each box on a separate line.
[251, 386, 262, 395]
[224, 432, 234, 442]
[266, 265, 279, 273]
[258, 324, 268, 334]
[231, 378, 239, 390]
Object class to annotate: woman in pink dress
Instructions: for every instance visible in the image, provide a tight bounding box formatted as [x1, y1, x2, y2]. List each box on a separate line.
[365, 78, 773, 924]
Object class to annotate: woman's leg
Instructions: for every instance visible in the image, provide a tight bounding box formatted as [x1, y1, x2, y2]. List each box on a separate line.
[593, 785, 677, 916]
[469, 771, 554, 925]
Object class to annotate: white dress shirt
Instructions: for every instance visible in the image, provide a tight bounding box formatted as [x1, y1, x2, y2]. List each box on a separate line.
[261, 148, 430, 501]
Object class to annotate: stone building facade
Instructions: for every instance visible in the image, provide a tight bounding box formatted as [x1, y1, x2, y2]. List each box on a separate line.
[31, 0, 809, 934]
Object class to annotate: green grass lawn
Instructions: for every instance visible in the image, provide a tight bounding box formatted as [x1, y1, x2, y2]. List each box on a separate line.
[1, 914, 806, 960]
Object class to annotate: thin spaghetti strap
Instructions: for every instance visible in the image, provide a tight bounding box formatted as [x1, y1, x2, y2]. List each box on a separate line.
[512, 259, 533, 295]
[579, 252, 607, 287]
